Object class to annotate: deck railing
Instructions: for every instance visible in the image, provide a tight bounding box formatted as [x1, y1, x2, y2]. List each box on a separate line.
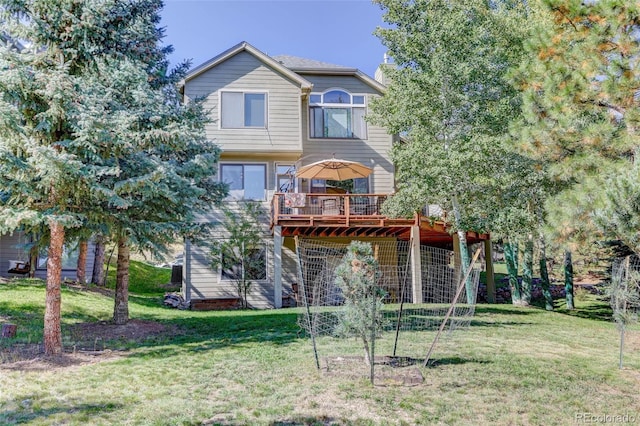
[271, 193, 389, 224]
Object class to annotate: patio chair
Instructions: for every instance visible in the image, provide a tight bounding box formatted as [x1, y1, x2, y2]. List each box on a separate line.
[321, 198, 340, 215]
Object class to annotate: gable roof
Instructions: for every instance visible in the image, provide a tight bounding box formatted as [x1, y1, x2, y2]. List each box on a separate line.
[181, 41, 386, 94]
[272, 53, 386, 93]
[181, 41, 312, 91]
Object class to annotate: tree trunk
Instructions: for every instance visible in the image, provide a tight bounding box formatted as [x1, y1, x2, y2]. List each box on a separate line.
[451, 197, 473, 304]
[564, 249, 574, 310]
[29, 237, 38, 279]
[44, 221, 64, 355]
[362, 336, 372, 366]
[456, 230, 474, 304]
[91, 234, 106, 286]
[113, 236, 130, 325]
[504, 239, 522, 305]
[538, 233, 554, 311]
[76, 239, 88, 284]
[521, 235, 533, 306]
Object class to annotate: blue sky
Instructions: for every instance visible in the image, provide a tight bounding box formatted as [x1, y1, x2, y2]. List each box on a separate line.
[160, 0, 389, 77]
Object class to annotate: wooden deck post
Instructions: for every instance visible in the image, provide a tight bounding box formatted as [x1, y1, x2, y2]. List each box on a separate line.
[453, 233, 461, 269]
[273, 226, 283, 308]
[410, 226, 422, 303]
[484, 239, 496, 303]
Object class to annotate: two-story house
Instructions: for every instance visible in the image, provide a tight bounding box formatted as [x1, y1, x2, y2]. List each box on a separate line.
[179, 41, 493, 309]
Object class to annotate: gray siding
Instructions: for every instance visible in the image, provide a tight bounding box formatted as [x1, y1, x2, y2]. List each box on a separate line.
[0, 232, 96, 282]
[185, 199, 278, 309]
[184, 51, 303, 153]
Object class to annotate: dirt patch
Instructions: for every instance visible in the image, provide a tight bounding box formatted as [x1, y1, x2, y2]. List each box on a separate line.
[321, 355, 424, 386]
[67, 319, 180, 346]
[1, 319, 182, 370]
[0, 348, 124, 371]
[62, 281, 115, 296]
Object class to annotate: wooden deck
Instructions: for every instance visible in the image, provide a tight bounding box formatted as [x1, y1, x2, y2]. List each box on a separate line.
[271, 193, 489, 245]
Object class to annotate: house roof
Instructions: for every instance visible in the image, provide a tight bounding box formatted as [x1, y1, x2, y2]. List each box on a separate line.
[181, 41, 386, 94]
[272, 55, 356, 72]
[181, 41, 313, 91]
[273, 53, 386, 93]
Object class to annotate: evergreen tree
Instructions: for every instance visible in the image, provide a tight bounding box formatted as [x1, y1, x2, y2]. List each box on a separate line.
[370, 0, 529, 303]
[0, 0, 225, 350]
[334, 241, 385, 367]
[80, 55, 225, 324]
[515, 0, 640, 252]
[0, 0, 158, 354]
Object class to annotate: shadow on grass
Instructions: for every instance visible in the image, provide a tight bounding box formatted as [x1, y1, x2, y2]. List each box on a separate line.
[268, 417, 349, 426]
[118, 308, 304, 359]
[557, 300, 613, 322]
[426, 356, 493, 368]
[474, 305, 545, 316]
[1, 401, 123, 424]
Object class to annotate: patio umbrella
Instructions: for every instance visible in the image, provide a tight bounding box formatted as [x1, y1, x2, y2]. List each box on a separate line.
[296, 158, 372, 181]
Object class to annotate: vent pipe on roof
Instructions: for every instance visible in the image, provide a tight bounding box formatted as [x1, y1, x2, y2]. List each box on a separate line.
[375, 52, 393, 86]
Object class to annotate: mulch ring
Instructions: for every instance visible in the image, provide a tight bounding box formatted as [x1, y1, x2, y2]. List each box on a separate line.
[1, 319, 182, 370]
[321, 355, 424, 386]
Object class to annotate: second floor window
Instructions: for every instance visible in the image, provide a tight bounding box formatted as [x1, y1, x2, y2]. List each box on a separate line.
[309, 89, 366, 139]
[221, 163, 266, 200]
[221, 91, 267, 128]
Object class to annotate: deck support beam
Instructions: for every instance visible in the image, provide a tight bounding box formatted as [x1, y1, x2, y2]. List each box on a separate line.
[410, 225, 422, 303]
[274, 226, 283, 308]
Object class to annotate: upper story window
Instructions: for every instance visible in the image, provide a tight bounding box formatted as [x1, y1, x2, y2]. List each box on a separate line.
[309, 89, 366, 139]
[221, 163, 267, 200]
[221, 91, 267, 128]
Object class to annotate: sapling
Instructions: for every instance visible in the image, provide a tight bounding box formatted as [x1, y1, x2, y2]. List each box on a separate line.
[334, 241, 385, 366]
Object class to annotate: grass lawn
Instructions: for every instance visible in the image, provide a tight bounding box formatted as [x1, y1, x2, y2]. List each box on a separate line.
[1, 266, 639, 425]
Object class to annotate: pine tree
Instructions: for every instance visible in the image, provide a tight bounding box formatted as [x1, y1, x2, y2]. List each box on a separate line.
[83, 56, 226, 324]
[0, 0, 156, 354]
[0, 0, 225, 349]
[515, 0, 640, 252]
[334, 241, 385, 367]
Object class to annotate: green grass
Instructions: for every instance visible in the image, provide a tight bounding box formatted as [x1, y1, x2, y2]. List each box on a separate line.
[104, 259, 174, 295]
[1, 275, 639, 425]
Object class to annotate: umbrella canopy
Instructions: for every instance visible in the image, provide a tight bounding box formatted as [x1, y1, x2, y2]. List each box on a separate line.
[296, 158, 373, 181]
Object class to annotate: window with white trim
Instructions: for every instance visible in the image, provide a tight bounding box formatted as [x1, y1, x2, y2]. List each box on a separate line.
[309, 89, 366, 139]
[221, 163, 267, 200]
[38, 245, 78, 270]
[221, 246, 267, 281]
[221, 91, 267, 128]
